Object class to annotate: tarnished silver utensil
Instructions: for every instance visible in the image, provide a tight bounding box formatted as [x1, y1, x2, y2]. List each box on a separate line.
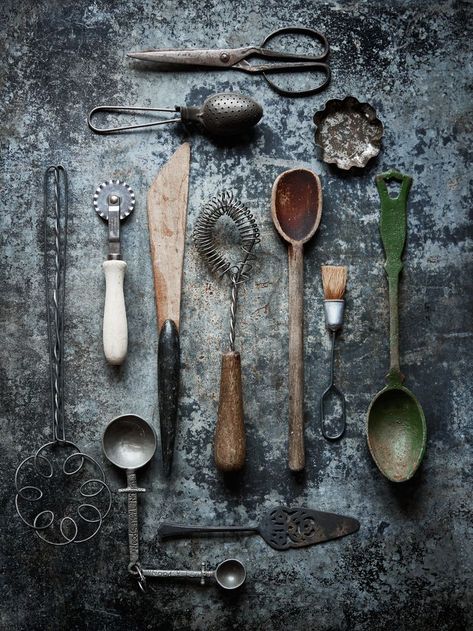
[88, 92, 263, 137]
[138, 558, 246, 592]
[102, 414, 156, 569]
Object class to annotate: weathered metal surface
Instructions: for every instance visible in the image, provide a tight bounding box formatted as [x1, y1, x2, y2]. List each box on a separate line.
[1, 0, 472, 629]
[367, 170, 427, 482]
[128, 26, 331, 96]
[313, 96, 384, 170]
[158, 506, 360, 551]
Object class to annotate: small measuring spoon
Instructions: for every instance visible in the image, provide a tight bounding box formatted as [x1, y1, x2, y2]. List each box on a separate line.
[139, 558, 246, 591]
[367, 171, 427, 482]
[271, 169, 323, 471]
[102, 414, 156, 567]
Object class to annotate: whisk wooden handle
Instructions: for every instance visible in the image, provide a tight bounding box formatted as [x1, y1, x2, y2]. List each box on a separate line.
[215, 351, 246, 472]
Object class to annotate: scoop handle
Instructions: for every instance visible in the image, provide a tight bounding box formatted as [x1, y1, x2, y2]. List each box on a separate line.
[119, 470, 146, 568]
[214, 351, 246, 471]
[103, 259, 128, 365]
[376, 170, 412, 386]
[288, 243, 305, 471]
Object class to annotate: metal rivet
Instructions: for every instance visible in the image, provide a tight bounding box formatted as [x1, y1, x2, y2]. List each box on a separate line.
[220, 52, 230, 63]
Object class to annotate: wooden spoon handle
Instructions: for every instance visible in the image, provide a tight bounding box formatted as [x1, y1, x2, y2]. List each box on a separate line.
[288, 243, 305, 471]
[214, 351, 246, 472]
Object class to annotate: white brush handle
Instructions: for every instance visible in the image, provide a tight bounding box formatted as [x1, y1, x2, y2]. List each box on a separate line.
[103, 259, 128, 365]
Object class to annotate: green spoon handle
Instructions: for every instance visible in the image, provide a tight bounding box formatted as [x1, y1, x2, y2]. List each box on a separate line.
[376, 170, 412, 386]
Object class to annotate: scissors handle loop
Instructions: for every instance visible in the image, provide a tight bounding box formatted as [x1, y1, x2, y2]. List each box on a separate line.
[260, 26, 331, 96]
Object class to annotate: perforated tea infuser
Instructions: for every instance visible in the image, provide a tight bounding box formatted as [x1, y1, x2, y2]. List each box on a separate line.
[88, 92, 263, 137]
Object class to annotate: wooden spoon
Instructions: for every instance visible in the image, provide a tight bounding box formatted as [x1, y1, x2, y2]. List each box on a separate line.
[271, 168, 323, 471]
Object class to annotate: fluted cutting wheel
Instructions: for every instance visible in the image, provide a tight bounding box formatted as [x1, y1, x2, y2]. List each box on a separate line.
[93, 179, 135, 221]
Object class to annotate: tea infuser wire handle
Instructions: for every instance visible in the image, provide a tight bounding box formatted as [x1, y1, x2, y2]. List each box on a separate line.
[320, 330, 346, 440]
[88, 105, 181, 134]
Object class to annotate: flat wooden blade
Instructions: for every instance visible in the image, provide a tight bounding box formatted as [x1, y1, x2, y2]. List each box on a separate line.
[147, 143, 191, 331]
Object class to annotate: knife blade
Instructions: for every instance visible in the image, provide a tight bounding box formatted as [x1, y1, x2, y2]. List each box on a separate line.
[147, 143, 190, 476]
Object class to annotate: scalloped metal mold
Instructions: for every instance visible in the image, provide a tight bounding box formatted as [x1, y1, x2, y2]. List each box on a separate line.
[313, 96, 384, 170]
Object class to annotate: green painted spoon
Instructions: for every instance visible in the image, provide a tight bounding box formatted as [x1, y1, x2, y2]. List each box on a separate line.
[367, 170, 427, 482]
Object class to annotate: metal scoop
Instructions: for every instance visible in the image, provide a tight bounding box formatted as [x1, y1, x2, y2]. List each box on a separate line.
[139, 558, 246, 591]
[88, 92, 263, 137]
[367, 171, 427, 482]
[103, 414, 156, 569]
[103, 416, 246, 592]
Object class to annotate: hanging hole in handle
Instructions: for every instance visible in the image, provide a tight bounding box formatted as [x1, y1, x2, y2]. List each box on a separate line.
[385, 178, 402, 200]
[320, 384, 346, 441]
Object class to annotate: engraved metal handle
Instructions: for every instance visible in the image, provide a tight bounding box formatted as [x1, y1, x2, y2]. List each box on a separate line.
[142, 563, 212, 585]
[119, 470, 146, 567]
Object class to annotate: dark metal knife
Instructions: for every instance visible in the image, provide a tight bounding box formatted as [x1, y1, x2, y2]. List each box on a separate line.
[147, 143, 190, 476]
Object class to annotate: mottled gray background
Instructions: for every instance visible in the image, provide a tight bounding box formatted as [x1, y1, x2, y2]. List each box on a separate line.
[1, 1, 472, 630]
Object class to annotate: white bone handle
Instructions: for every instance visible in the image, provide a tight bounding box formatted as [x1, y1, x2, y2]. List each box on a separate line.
[103, 259, 128, 365]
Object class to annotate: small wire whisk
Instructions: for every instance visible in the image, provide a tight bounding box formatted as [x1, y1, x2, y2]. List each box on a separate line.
[14, 166, 111, 545]
[193, 191, 260, 471]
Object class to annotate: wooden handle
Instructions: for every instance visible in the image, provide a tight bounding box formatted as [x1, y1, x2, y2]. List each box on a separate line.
[158, 320, 180, 476]
[214, 351, 245, 472]
[288, 243, 305, 471]
[102, 259, 127, 365]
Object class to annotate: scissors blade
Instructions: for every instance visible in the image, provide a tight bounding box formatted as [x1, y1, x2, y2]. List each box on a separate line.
[127, 46, 257, 68]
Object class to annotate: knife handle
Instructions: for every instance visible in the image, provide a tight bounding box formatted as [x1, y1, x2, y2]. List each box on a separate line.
[158, 319, 180, 476]
[215, 351, 246, 472]
[158, 523, 257, 539]
[103, 259, 127, 365]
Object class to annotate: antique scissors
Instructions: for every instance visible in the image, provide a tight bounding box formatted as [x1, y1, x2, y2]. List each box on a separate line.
[128, 27, 330, 97]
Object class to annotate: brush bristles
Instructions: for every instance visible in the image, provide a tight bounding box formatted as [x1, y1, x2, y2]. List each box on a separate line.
[321, 265, 348, 299]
